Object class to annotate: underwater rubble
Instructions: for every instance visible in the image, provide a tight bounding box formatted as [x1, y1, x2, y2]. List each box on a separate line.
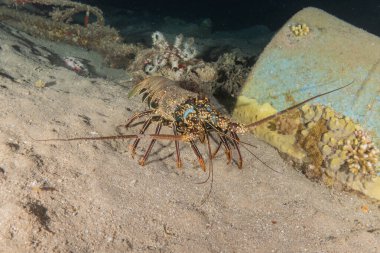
[233, 7, 380, 200]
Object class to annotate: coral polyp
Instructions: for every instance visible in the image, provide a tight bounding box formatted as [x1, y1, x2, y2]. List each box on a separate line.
[144, 31, 198, 74]
[234, 99, 380, 198]
[298, 104, 379, 181]
[343, 130, 379, 178]
[290, 23, 310, 36]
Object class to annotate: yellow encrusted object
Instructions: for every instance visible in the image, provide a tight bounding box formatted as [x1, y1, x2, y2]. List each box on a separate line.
[233, 98, 380, 200]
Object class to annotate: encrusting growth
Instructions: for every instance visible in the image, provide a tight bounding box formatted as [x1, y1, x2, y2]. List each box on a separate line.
[144, 31, 198, 74]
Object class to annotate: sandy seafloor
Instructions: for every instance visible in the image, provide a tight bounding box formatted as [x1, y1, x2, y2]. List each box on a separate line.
[0, 23, 379, 253]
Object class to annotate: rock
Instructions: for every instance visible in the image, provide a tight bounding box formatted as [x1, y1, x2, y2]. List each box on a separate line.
[237, 7, 380, 147]
[233, 7, 380, 200]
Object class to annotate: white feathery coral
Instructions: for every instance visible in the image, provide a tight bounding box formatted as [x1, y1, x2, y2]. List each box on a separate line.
[173, 34, 183, 49]
[144, 31, 198, 74]
[152, 31, 169, 51]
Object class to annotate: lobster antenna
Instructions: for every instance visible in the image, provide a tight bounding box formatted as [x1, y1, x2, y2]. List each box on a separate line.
[199, 130, 214, 206]
[245, 80, 355, 129]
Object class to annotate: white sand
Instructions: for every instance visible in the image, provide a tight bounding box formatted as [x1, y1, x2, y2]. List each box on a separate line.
[0, 24, 379, 253]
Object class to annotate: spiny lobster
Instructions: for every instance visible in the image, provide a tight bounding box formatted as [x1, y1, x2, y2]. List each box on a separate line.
[41, 76, 353, 172]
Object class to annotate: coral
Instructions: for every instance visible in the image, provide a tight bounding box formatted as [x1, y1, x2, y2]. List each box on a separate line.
[232, 96, 306, 161]
[0, 5, 141, 69]
[290, 23, 310, 37]
[298, 104, 380, 185]
[34, 79, 46, 88]
[5, 0, 105, 25]
[193, 64, 217, 83]
[131, 35, 254, 98]
[143, 31, 197, 74]
[213, 52, 252, 97]
[129, 31, 217, 92]
[298, 118, 328, 178]
[234, 100, 379, 196]
[272, 109, 300, 135]
[342, 130, 379, 178]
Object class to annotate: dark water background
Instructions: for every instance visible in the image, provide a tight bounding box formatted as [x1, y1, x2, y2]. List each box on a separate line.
[82, 0, 380, 36]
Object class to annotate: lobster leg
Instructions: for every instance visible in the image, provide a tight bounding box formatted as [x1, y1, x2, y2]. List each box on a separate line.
[212, 141, 222, 157]
[230, 131, 243, 169]
[122, 109, 155, 129]
[190, 140, 206, 171]
[220, 135, 232, 164]
[212, 134, 232, 164]
[130, 117, 152, 156]
[173, 123, 182, 168]
[139, 122, 162, 166]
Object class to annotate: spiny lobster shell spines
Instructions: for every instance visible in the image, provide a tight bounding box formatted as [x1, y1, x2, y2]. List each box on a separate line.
[173, 96, 248, 136]
[129, 76, 248, 138]
[128, 76, 197, 122]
